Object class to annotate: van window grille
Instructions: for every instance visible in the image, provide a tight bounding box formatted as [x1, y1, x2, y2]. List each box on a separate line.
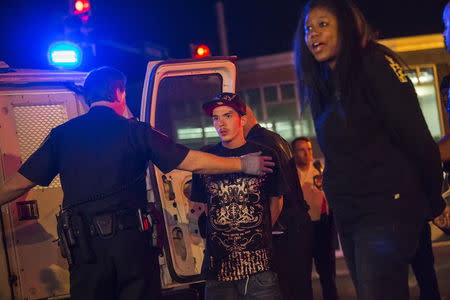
[13, 104, 68, 189]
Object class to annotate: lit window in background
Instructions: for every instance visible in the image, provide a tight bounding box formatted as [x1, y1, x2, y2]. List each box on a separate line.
[240, 83, 316, 141]
[274, 121, 294, 140]
[406, 67, 442, 140]
[260, 123, 274, 129]
[294, 122, 302, 137]
[177, 128, 203, 140]
[204, 127, 218, 138]
[176, 127, 218, 140]
[406, 71, 433, 84]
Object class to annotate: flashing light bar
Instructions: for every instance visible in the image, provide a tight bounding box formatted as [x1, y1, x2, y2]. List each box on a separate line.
[48, 42, 82, 69]
[52, 51, 78, 63]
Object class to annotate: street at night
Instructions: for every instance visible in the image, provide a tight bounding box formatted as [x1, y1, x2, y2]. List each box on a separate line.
[313, 242, 450, 299]
[1, 1, 450, 300]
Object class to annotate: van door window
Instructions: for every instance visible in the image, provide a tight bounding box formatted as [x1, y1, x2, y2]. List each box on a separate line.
[154, 74, 223, 149]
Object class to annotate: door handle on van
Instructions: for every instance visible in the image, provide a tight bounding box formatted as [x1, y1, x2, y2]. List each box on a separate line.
[162, 175, 176, 200]
[16, 200, 39, 220]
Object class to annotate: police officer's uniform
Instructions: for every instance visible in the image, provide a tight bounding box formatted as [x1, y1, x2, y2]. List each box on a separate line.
[19, 106, 189, 300]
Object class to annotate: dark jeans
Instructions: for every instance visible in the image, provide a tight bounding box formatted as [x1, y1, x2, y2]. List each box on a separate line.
[272, 219, 314, 300]
[312, 215, 339, 300]
[204, 270, 282, 300]
[339, 221, 421, 300]
[70, 229, 161, 300]
[410, 222, 441, 300]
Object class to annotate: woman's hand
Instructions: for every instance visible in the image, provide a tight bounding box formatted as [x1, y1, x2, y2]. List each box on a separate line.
[433, 205, 450, 231]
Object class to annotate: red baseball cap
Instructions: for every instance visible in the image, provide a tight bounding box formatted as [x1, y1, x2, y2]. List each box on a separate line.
[202, 92, 246, 116]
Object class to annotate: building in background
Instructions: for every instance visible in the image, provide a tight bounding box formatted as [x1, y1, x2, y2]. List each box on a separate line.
[156, 34, 450, 156]
[236, 34, 450, 146]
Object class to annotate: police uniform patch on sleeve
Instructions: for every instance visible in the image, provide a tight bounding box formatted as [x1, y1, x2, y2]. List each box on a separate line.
[384, 55, 408, 83]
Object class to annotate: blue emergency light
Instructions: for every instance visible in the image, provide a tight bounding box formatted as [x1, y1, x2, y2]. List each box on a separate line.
[48, 42, 82, 69]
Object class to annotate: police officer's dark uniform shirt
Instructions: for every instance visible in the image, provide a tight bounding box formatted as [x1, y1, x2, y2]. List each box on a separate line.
[191, 141, 284, 281]
[246, 124, 310, 230]
[313, 43, 444, 228]
[18, 106, 189, 213]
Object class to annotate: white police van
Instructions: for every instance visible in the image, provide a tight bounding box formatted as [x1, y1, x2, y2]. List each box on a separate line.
[0, 57, 236, 299]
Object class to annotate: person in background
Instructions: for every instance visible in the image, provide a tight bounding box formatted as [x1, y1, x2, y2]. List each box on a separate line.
[293, 0, 445, 298]
[244, 105, 314, 300]
[292, 137, 338, 300]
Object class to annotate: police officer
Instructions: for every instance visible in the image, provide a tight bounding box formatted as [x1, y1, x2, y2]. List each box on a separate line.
[0, 66, 274, 300]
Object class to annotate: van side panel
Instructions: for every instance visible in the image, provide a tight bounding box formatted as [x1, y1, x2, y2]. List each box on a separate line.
[0, 89, 85, 300]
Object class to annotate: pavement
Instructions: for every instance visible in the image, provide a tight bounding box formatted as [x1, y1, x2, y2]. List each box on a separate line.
[312, 242, 450, 300]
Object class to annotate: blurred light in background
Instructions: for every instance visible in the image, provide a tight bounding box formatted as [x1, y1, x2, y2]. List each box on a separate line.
[190, 44, 211, 58]
[72, 0, 91, 15]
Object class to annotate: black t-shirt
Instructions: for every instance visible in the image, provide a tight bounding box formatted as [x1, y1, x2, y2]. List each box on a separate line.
[191, 141, 284, 281]
[18, 106, 189, 213]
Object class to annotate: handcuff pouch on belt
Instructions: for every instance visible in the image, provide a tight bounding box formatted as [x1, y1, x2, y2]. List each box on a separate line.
[92, 212, 116, 239]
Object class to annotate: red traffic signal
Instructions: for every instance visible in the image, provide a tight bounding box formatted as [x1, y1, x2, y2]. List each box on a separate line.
[191, 44, 211, 58]
[71, 0, 91, 15]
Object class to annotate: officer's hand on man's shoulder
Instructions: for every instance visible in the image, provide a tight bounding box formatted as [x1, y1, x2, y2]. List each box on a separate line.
[240, 151, 275, 176]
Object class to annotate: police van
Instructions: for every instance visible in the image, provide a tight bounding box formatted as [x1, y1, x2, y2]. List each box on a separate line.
[0, 58, 236, 300]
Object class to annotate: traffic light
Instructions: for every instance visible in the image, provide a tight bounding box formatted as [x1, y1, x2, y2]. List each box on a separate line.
[65, 0, 93, 42]
[56, 0, 95, 69]
[70, 0, 91, 15]
[69, 0, 91, 23]
[190, 44, 211, 58]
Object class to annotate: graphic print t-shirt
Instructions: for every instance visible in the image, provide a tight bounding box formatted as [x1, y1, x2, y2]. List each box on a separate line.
[191, 141, 283, 281]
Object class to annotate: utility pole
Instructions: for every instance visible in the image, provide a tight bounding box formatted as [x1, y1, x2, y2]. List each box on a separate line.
[215, 1, 229, 56]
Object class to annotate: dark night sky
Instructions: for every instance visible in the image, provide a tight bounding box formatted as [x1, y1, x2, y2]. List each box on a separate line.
[0, 0, 448, 76]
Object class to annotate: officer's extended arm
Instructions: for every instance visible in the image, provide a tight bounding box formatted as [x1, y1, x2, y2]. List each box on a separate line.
[0, 172, 36, 206]
[177, 150, 274, 176]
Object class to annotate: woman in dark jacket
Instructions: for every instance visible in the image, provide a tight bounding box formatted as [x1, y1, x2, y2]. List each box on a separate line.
[293, 0, 445, 299]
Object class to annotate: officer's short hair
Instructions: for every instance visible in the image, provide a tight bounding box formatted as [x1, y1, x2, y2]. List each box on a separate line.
[83, 66, 127, 106]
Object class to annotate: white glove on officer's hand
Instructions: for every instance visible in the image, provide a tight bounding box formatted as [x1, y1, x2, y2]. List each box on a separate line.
[240, 151, 275, 176]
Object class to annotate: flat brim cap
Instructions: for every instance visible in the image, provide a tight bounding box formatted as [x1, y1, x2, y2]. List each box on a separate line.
[202, 92, 246, 116]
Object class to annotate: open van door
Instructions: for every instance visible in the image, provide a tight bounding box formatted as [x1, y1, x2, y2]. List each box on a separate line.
[140, 58, 236, 289]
